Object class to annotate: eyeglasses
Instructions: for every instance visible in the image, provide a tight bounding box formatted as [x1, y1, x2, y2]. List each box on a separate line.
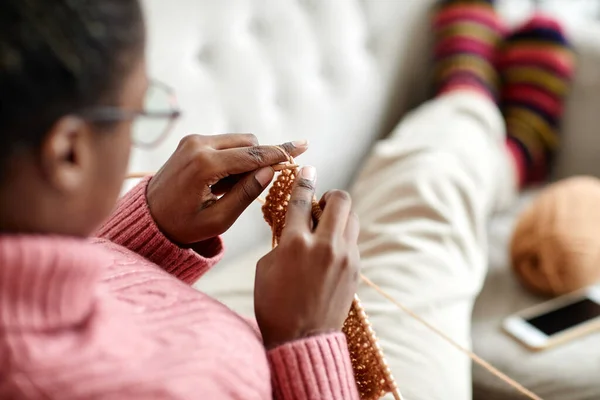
[79, 79, 181, 148]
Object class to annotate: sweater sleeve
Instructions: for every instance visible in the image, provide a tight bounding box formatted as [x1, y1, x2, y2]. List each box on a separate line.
[95, 178, 224, 285]
[267, 333, 360, 400]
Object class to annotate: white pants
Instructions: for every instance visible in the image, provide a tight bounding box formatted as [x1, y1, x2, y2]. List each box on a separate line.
[196, 91, 517, 400]
[352, 91, 516, 400]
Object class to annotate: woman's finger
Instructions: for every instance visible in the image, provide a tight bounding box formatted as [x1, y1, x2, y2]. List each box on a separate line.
[344, 211, 360, 244]
[284, 140, 309, 158]
[316, 190, 352, 238]
[318, 190, 334, 211]
[206, 167, 275, 230]
[211, 174, 244, 196]
[215, 142, 309, 175]
[282, 166, 317, 235]
[208, 133, 259, 150]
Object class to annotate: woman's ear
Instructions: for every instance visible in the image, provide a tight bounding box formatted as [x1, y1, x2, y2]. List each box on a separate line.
[39, 116, 94, 192]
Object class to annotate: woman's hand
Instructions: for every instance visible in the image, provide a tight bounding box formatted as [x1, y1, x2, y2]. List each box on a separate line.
[146, 134, 308, 245]
[254, 166, 361, 348]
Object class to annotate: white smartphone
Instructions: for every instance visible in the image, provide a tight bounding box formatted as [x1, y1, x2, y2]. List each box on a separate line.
[503, 285, 600, 351]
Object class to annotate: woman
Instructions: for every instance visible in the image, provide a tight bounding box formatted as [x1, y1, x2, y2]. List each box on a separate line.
[0, 0, 361, 398]
[1, 0, 575, 398]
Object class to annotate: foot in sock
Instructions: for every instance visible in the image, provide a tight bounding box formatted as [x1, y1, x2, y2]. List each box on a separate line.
[499, 15, 575, 187]
[433, 0, 506, 100]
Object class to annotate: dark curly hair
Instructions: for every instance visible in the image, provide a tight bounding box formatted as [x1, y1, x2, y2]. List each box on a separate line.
[0, 0, 145, 161]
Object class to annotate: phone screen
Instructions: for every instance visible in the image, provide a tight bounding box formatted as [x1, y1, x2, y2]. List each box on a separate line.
[526, 298, 600, 336]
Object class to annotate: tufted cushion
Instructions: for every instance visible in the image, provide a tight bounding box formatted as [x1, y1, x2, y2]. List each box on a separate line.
[138, 1, 600, 399]
[133, 0, 438, 261]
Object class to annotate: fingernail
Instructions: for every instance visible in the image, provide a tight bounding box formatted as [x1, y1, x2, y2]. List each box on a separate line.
[255, 167, 274, 187]
[301, 165, 316, 181]
[292, 139, 309, 148]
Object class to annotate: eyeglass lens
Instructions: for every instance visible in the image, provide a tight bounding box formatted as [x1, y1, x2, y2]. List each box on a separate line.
[131, 83, 176, 147]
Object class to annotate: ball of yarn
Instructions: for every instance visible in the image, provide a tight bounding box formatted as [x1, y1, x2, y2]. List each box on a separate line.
[511, 176, 600, 297]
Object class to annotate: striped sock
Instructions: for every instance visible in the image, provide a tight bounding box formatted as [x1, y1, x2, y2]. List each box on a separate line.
[433, 0, 505, 100]
[499, 15, 575, 187]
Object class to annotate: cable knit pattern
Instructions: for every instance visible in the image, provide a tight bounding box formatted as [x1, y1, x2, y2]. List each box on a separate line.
[0, 182, 359, 399]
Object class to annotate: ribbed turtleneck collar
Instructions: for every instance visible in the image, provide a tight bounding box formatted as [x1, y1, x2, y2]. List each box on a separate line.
[0, 235, 101, 330]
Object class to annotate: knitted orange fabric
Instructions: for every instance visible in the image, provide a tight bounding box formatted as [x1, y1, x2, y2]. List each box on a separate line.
[262, 163, 399, 400]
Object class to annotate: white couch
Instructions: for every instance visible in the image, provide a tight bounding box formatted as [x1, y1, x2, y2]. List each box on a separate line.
[135, 1, 600, 398]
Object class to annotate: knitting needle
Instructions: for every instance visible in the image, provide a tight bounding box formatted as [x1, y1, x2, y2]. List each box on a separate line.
[125, 163, 298, 180]
[125, 171, 154, 179]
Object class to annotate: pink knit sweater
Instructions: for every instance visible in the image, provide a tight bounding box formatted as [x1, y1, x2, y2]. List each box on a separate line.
[0, 180, 359, 399]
